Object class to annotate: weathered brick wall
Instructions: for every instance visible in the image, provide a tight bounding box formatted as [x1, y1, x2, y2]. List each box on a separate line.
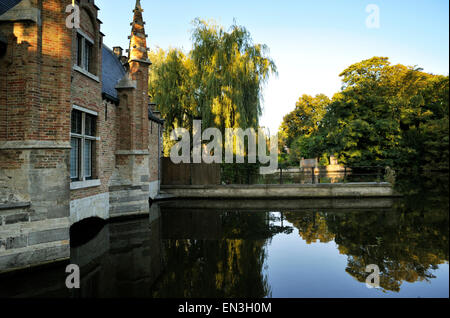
[128, 66, 149, 150]
[69, 0, 106, 201]
[0, 0, 73, 273]
[0, 23, 8, 141]
[0, 150, 28, 203]
[0, 20, 38, 141]
[117, 93, 133, 150]
[99, 99, 117, 186]
[0, 150, 24, 170]
[148, 121, 161, 183]
[40, 0, 72, 142]
[0, 0, 72, 202]
[0, 0, 72, 143]
[80, 6, 96, 40]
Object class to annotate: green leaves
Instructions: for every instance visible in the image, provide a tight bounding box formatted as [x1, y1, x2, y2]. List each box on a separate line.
[280, 56, 449, 170]
[278, 94, 331, 165]
[190, 19, 277, 133]
[149, 19, 277, 156]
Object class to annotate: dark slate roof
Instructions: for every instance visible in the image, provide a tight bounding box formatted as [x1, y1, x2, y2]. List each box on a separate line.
[0, 0, 22, 16]
[102, 45, 126, 102]
[148, 105, 164, 125]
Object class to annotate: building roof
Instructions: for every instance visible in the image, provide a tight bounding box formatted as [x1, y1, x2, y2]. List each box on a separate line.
[0, 0, 22, 16]
[101, 45, 126, 102]
[148, 105, 164, 125]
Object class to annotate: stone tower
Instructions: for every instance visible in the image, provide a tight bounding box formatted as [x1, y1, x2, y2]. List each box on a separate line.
[109, 0, 152, 217]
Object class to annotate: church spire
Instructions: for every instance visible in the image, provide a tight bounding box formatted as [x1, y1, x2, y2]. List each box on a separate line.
[134, 0, 143, 12]
[128, 0, 151, 64]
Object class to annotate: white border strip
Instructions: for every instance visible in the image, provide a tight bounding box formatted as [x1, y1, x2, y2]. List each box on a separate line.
[70, 179, 101, 190]
[73, 104, 98, 116]
[76, 28, 94, 44]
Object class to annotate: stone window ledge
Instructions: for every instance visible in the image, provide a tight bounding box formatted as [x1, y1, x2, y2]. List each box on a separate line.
[0, 140, 70, 150]
[73, 65, 100, 82]
[115, 150, 150, 155]
[70, 179, 101, 190]
[0, 202, 31, 211]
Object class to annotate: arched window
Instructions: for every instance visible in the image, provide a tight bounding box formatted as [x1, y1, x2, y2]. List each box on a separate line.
[73, 5, 99, 79]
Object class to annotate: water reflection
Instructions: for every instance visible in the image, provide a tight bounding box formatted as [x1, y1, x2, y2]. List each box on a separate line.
[0, 190, 448, 298]
[70, 209, 165, 298]
[153, 196, 448, 297]
[285, 208, 449, 293]
[153, 210, 293, 298]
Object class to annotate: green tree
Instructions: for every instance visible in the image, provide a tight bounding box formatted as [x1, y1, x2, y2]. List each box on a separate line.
[149, 19, 277, 157]
[281, 56, 449, 170]
[149, 48, 197, 156]
[278, 94, 330, 165]
[191, 19, 277, 134]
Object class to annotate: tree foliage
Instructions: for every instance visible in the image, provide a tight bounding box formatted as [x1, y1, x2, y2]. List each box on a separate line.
[149, 19, 277, 155]
[280, 56, 449, 170]
[278, 94, 330, 165]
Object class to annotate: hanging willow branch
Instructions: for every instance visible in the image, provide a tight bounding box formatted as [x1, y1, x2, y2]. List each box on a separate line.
[149, 19, 277, 154]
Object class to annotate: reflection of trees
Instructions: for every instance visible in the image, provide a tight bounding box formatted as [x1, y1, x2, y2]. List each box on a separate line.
[284, 212, 335, 244]
[151, 212, 290, 298]
[284, 187, 448, 292]
[332, 173, 449, 292]
[150, 238, 270, 298]
[221, 212, 293, 239]
[153, 172, 449, 295]
[327, 207, 448, 292]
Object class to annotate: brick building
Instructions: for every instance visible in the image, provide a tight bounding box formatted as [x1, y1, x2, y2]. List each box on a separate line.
[0, 0, 164, 272]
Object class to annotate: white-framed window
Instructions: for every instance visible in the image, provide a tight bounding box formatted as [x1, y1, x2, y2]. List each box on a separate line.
[70, 107, 97, 181]
[76, 31, 94, 74]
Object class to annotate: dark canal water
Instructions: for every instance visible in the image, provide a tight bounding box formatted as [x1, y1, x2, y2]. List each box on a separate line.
[0, 175, 448, 298]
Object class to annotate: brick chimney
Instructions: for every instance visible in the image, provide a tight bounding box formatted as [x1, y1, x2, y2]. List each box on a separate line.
[120, 56, 128, 65]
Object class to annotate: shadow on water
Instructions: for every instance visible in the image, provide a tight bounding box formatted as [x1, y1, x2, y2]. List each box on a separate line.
[70, 217, 107, 248]
[0, 172, 448, 298]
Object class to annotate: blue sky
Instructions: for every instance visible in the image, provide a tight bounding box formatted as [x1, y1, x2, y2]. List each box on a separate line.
[97, 0, 449, 134]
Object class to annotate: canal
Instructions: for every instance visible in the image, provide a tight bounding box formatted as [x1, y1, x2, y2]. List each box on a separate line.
[0, 175, 448, 298]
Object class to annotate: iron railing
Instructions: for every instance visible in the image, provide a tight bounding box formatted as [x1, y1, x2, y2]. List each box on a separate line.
[221, 165, 387, 185]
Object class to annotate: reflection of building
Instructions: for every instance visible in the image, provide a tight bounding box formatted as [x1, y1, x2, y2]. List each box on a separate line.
[71, 215, 164, 298]
[0, 212, 164, 297]
[0, 0, 163, 273]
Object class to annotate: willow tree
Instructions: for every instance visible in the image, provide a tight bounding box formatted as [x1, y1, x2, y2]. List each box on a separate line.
[148, 48, 197, 156]
[190, 18, 277, 134]
[149, 19, 277, 155]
